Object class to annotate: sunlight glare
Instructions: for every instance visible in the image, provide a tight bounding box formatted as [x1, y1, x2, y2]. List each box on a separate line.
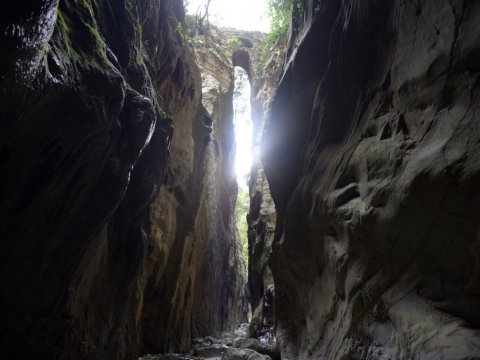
[233, 67, 253, 188]
[186, 0, 270, 32]
[186, 1, 266, 188]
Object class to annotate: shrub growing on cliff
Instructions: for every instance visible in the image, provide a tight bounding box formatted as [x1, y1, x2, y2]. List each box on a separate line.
[227, 35, 242, 47]
[256, 0, 293, 75]
[175, 21, 190, 43]
[268, 0, 293, 38]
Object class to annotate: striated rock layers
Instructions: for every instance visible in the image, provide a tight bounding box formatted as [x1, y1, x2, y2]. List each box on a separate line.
[263, 0, 480, 359]
[0, 1, 245, 359]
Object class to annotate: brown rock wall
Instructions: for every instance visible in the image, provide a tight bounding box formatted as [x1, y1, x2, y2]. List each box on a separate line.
[0, 1, 245, 358]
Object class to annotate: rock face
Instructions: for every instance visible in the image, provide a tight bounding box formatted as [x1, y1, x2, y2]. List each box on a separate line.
[189, 24, 281, 338]
[141, 22, 248, 354]
[0, 1, 245, 359]
[247, 41, 283, 339]
[262, 0, 480, 359]
[140, 323, 273, 360]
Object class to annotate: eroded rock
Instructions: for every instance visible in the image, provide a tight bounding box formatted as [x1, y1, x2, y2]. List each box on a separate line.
[224, 347, 271, 360]
[0, 1, 246, 359]
[262, 0, 480, 359]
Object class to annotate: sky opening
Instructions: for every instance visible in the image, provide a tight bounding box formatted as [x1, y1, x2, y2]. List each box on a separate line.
[232, 67, 252, 189]
[186, 0, 270, 32]
[186, 1, 267, 189]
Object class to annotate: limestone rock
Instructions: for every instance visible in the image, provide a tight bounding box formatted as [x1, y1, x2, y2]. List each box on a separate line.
[236, 337, 279, 360]
[140, 354, 192, 360]
[224, 347, 271, 360]
[262, 0, 480, 359]
[247, 28, 284, 342]
[0, 1, 246, 358]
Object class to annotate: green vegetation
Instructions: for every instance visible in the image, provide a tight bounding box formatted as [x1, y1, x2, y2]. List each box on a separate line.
[227, 35, 242, 47]
[175, 21, 190, 43]
[295, 0, 304, 15]
[256, 0, 294, 75]
[267, 0, 293, 39]
[235, 187, 250, 267]
[256, 0, 322, 75]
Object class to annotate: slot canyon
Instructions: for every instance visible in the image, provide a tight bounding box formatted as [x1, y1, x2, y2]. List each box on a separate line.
[0, 0, 479, 359]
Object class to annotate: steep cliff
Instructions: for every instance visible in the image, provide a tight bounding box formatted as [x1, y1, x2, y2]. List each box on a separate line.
[0, 1, 245, 358]
[263, 0, 480, 359]
[247, 39, 284, 339]
[140, 22, 249, 354]
[187, 25, 277, 332]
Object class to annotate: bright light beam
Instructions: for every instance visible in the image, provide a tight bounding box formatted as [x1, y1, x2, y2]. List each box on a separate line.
[186, 0, 270, 32]
[232, 67, 253, 189]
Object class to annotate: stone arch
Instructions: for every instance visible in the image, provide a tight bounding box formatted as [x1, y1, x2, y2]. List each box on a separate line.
[232, 49, 253, 81]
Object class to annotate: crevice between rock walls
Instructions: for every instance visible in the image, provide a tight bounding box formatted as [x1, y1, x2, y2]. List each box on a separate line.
[0, 1, 246, 359]
[262, 0, 480, 359]
[246, 41, 284, 341]
[189, 26, 283, 344]
[194, 25, 286, 344]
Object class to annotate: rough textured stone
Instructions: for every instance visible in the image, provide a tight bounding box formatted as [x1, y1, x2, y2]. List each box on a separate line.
[262, 0, 480, 359]
[237, 337, 279, 359]
[140, 19, 248, 355]
[189, 24, 280, 338]
[0, 1, 245, 359]
[225, 347, 271, 360]
[247, 33, 284, 341]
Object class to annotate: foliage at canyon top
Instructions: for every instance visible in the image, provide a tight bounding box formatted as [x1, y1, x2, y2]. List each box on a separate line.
[252, 0, 292, 73]
[184, 0, 293, 74]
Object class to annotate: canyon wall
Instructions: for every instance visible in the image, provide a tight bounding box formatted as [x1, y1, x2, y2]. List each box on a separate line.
[0, 1, 244, 359]
[140, 22, 248, 354]
[247, 40, 283, 338]
[199, 26, 284, 338]
[188, 26, 280, 336]
[263, 0, 480, 359]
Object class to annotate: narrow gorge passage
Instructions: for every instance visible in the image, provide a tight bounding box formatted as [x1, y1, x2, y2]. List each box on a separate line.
[1, 0, 480, 360]
[232, 65, 253, 282]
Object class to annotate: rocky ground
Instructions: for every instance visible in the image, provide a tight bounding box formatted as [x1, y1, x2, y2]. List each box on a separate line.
[139, 324, 279, 360]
